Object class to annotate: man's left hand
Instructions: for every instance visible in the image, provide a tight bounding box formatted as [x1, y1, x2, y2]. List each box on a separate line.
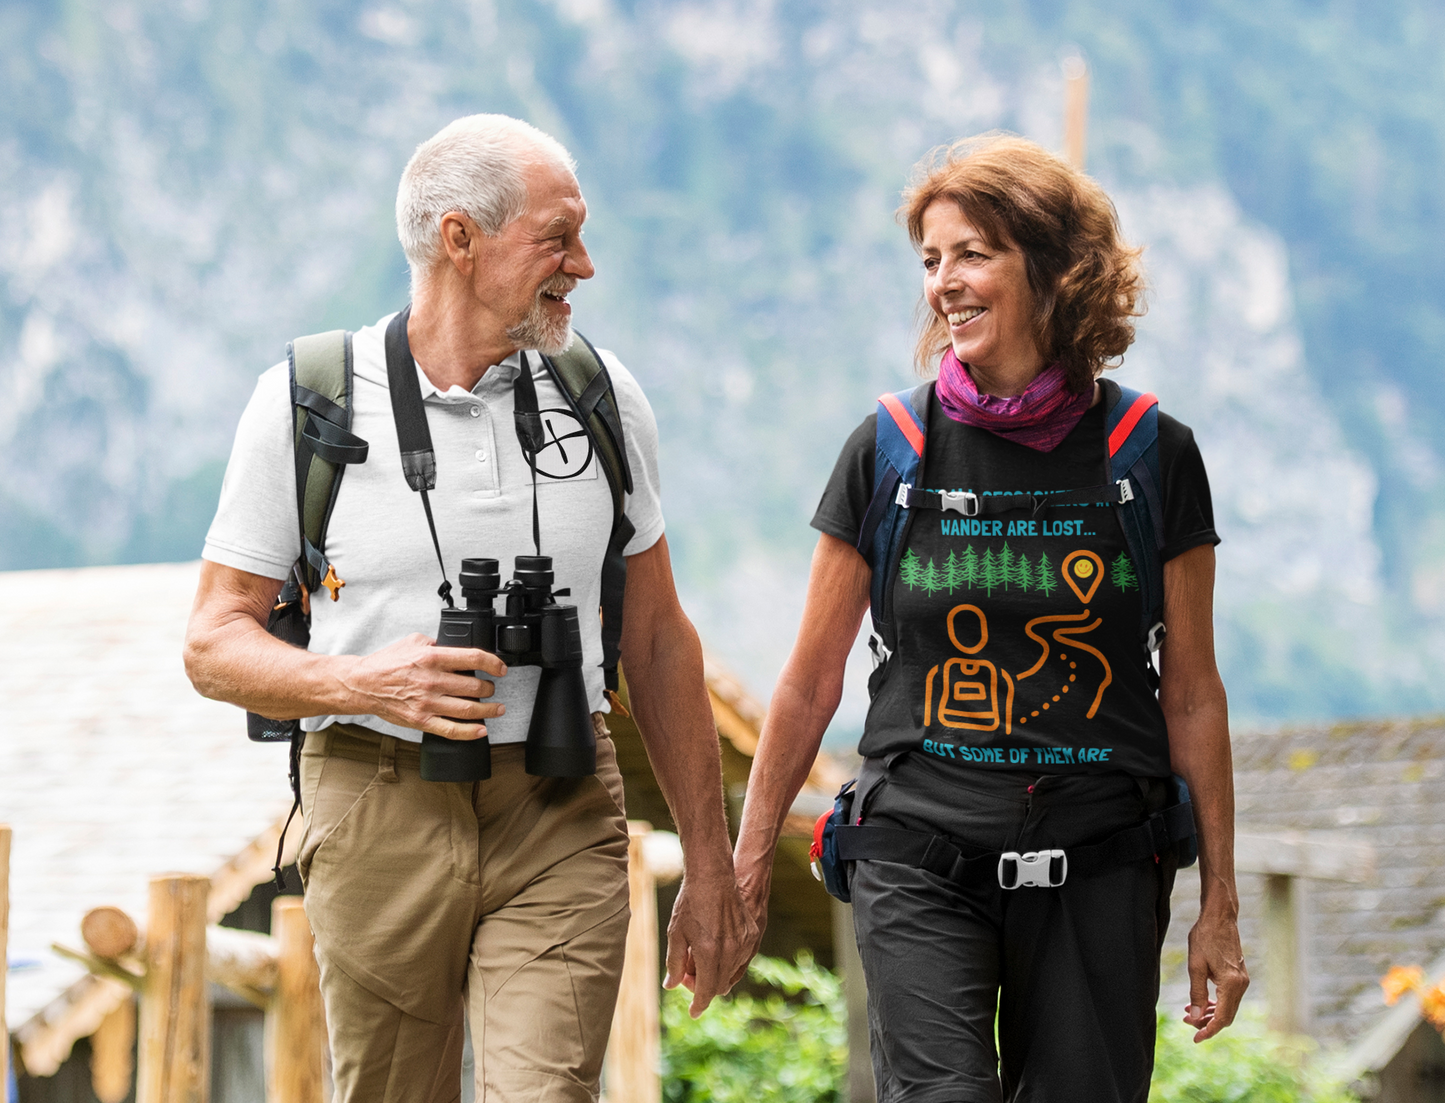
[663, 860, 758, 1018]
[1183, 904, 1249, 1041]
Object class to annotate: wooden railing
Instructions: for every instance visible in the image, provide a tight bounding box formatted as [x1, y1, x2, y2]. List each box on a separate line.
[5, 819, 678, 1101]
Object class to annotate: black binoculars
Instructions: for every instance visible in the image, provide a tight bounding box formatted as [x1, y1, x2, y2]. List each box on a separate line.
[419, 555, 596, 783]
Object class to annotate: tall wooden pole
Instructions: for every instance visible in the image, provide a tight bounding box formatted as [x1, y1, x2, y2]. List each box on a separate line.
[138, 874, 211, 1103]
[1063, 56, 1089, 171]
[266, 898, 325, 1103]
[608, 822, 660, 1103]
[1, 825, 11, 1094]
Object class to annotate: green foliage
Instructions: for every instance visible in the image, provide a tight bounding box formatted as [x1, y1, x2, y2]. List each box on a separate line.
[660, 953, 846, 1103]
[943, 548, 960, 593]
[1149, 1011, 1357, 1103]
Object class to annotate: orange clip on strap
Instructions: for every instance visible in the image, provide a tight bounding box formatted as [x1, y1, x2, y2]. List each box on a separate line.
[321, 565, 346, 602]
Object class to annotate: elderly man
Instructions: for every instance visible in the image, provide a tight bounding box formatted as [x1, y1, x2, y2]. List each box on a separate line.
[185, 114, 753, 1101]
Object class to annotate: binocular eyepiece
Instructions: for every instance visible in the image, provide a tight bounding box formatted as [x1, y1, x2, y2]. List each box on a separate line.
[420, 555, 596, 783]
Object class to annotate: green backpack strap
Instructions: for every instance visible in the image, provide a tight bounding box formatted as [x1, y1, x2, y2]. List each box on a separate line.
[288, 330, 368, 600]
[248, 328, 367, 754]
[541, 332, 635, 708]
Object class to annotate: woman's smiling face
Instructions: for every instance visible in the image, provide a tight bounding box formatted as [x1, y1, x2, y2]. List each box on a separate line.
[920, 199, 1045, 392]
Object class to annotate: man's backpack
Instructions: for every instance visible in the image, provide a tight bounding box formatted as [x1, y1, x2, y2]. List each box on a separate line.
[245, 324, 634, 744]
[856, 378, 1166, 668]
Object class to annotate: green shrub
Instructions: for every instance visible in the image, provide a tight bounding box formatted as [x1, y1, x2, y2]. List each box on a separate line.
[661, 959, 1356, 1103]
[1150, 1009, 1356, 1103]
[660, 952, 846, 1103]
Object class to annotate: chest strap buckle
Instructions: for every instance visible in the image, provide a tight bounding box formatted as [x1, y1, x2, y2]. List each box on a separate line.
[939, 490, 979, 517]
[998, 849, 1068, 889]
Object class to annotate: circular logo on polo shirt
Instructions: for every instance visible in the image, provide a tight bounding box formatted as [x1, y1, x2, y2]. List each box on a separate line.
[532, 409, 594, 480]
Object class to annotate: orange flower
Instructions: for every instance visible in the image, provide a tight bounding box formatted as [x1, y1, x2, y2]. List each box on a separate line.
[1381, 965, 1424, 1006]
[1422, 985, 1445, 1032]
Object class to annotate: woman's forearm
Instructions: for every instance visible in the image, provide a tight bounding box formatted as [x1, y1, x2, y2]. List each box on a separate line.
[1164, 684, 1237, 914]
[734, 534, 870, 907]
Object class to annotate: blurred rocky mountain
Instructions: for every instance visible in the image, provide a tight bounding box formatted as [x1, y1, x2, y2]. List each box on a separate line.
[4, 0, 1444, 727]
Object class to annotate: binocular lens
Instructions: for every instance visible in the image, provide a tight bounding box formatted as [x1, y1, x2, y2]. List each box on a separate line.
[459, 558, 500, 592]
[512, 554, 554, 589]
[419, 732, 492, 782]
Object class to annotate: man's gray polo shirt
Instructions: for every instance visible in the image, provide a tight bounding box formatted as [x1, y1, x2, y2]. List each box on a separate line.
[203, 311, 666, 744]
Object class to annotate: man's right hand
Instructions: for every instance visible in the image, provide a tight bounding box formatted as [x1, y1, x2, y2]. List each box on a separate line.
[185, 561, 508, 735]
[341, 633, 507, 739]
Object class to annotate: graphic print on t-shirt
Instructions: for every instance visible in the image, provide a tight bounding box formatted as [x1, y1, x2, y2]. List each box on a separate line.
[890, 474, 1159, 773]
[909, 540, 1137, 747]
[532, 408, 598, 481]
[814, 396, 1217, 776]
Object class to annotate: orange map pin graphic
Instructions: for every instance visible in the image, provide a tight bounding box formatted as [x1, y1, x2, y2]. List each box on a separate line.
[1061, 550, 1103, 604]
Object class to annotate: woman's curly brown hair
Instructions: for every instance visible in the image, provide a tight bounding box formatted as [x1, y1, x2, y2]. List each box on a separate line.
[901, 134, 1145, 392]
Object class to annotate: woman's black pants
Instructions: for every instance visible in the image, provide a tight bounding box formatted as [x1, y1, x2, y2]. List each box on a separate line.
[849, 752, 1176, 1103]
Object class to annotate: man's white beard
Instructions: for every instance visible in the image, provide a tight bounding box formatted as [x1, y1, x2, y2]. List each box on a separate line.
[507, 278, 575, 355]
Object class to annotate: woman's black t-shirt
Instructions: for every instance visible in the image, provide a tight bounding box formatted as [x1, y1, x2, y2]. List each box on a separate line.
[813, 388, 1218, 778]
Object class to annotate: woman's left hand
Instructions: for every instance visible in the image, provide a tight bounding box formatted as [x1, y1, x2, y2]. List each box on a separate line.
[1183, 901, 1249, 1039]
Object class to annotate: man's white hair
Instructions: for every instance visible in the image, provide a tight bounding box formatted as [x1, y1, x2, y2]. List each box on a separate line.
[396, 114, 577, 284]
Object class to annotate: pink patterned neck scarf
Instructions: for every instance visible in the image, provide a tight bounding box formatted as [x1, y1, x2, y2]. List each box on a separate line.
[935, 348, 1091, 452]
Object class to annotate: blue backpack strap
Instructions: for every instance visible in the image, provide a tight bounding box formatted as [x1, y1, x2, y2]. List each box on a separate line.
[1102, 381, 1165, 648]
[857, 384, 930, 639]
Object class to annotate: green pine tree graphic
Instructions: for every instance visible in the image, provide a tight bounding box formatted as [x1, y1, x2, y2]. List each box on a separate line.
[981, 547, 1000, 596]
[1111, 552, 1139, 591]
[999, 543, 1015, 590]
[960, 544, 980, 589]
[1014, 552, 1034, 592]
[1036, 551, 1058, 596]
[921, 558, 942, 594]
[943, 549, 961, 594]
[899, 548, 923, 589]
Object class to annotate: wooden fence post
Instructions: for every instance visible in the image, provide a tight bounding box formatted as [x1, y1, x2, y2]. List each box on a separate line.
[1, 824, 11, 1094]
[92, 996, 138, 1103]
[138, 874, 211, 1103]
[1263, 874, 1306, 1034]
[831, 899, 875, 1103]
[607, 822, 660, 1103]
[266, 897, 325, 1103]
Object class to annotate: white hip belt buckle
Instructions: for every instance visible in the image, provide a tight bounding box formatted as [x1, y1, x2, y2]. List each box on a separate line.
[997, 849, 1067, 889]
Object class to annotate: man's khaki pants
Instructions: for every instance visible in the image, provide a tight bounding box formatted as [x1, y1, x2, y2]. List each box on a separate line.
[297, 718, 630, 1103]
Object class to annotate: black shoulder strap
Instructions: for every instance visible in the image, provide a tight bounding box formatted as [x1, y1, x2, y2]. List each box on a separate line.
[540, 333, 634, 703]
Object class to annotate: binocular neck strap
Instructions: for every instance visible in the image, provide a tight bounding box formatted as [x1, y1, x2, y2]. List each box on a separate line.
[385, 306, 453, 608]
[513, 352, 544, 557]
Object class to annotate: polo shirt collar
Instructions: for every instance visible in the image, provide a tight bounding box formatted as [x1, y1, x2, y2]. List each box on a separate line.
[413, 350, 530, 401]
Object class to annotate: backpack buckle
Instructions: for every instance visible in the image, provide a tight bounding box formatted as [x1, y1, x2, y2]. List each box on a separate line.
[1146, 621, 1167, 652]
[939, 490, 979, 517]
[895, 482, 912, 507]
[868, 632, 893, 670]
[1116, 477, 1135, 503]
[998, 849, 1067, 889]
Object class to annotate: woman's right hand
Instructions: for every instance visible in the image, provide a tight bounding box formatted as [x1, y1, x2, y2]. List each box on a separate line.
[732, 532, 871, 949]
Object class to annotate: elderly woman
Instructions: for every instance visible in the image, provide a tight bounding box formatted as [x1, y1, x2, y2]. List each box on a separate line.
[734, 135, 1248, 1102]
